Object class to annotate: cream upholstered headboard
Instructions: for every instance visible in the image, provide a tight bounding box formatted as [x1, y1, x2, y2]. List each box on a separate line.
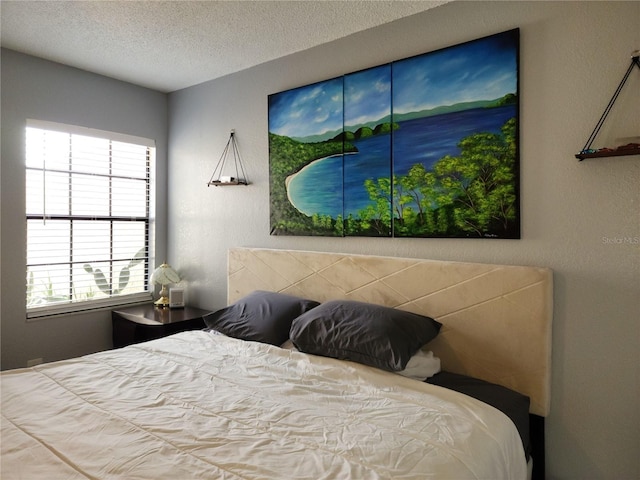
[228, 247, 553, 416]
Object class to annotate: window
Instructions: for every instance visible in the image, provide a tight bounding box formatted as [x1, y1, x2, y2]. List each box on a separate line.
[25, 120, 155, 318]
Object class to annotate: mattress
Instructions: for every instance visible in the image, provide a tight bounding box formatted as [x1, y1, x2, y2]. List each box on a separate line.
[1, 330, 527, 479]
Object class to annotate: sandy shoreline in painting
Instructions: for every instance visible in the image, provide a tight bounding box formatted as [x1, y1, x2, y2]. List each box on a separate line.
[285, 169, 305, 213]
[285, 154, 338, 214]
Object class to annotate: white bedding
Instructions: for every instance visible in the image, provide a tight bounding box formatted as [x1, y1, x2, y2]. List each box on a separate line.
[1, 331, 527, 479]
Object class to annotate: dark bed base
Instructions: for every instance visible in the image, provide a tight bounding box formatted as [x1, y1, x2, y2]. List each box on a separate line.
[530, 414, 545, 480]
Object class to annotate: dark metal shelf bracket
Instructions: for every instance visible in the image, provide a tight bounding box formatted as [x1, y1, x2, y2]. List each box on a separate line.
[576, 53, 640, 160]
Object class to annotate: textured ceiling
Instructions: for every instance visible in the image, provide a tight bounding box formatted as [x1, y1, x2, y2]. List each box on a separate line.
[0, 0, 449, 93]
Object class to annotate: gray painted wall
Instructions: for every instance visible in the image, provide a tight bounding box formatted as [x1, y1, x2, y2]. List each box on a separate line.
[0, 49, 169, 369]
[168, 2, 638, 479]
[0, 1, 637, 479]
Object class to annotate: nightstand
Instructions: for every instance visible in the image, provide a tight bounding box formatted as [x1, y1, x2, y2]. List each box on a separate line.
[112, 304, 211, 348]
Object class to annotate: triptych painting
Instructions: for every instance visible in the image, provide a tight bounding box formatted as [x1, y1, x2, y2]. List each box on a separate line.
[268, 29, 520, 238]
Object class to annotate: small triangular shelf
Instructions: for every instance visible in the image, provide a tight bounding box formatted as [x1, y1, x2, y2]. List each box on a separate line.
[575, 54, 640, 161]
[207, 130, 250, 186]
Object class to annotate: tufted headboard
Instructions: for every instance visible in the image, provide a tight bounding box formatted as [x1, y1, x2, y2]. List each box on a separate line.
[227, 247, 553, 416]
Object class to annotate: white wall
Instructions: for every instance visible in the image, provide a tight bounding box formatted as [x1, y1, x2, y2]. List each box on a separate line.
[168, 2, 639, 479]
[0, 49, 169, 369]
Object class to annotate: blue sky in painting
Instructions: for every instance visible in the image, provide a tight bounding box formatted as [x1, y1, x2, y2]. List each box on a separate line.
[393, 32, 517, 114]
[268, 31, 517, 139]
[268, 77, 343, 139]
[344, 65, 391, 129]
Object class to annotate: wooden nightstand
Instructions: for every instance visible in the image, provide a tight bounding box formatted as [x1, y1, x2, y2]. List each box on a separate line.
[112, 304, 211, 348]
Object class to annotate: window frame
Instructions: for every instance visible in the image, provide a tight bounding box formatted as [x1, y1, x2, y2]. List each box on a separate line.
[25, 120, 155, 319]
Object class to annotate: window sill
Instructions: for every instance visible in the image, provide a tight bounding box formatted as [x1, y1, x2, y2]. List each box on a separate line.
[26, 293, 153, 320]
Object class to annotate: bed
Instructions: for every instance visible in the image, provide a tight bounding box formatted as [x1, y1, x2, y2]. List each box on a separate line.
[1, 247, 553, 479]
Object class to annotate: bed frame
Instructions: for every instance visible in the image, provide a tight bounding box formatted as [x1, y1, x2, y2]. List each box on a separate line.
[228, 247, 552, 479]
[227, 247, 553, 417]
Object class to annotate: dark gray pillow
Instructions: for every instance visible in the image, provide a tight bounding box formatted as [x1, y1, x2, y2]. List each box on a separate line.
[290, 300, 441, 372]
[203, 290, 320, 346]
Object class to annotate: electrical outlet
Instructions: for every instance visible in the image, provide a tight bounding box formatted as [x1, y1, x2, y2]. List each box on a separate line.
[27, 358, 43, 367]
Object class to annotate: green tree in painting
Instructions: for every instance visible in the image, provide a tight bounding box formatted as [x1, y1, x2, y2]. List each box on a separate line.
[434, 118, 517, 236]
[359, 178, 392, 236]
[385, 117, 518, 237]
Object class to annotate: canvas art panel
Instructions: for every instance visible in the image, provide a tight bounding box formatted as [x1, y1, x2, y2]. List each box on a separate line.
[268, 29, 520, 239]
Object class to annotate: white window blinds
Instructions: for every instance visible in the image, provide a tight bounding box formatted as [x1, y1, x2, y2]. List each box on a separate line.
[25, 120, 155, 318]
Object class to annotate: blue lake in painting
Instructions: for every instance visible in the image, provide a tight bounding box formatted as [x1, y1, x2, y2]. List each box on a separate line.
[287, 104, 516, 218]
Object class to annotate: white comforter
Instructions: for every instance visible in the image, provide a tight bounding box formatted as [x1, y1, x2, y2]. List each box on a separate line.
[1, 331, 527, 479]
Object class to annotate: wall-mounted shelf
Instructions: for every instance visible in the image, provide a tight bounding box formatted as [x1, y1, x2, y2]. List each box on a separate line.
[575, 144, 640, 160]
[575, 53, 639, 161]
[207, 179, 248, 187]
[207, 130, 250, 186]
